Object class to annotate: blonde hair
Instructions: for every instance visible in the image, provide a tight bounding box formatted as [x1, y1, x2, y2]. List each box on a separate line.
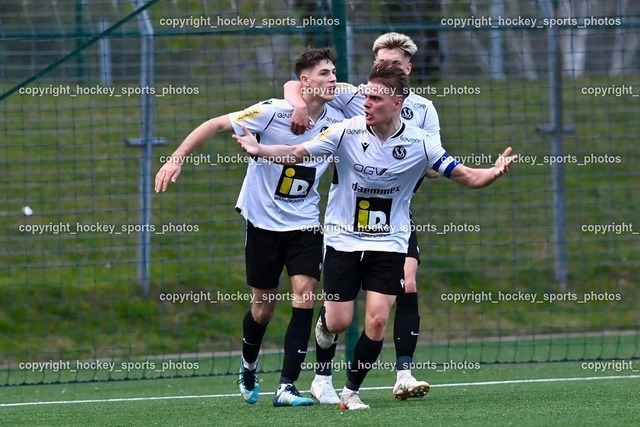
[372, 32, 417, 59]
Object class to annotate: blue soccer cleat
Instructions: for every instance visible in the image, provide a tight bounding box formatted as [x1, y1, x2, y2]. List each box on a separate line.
[238, 363, 260, 404]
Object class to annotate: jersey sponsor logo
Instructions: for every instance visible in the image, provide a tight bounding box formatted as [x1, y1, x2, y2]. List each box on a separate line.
[400, 135, 422, 144]
[392, 146, 407, 159]
[361, 141, 370, 152]
[401, 107, 414, 120]
[277, 112, 293, 118]
[353, 163, 388, 176]
[325, 116, 342, 123]
[351, 182, 400, 195]
[234, 107, 262, 122]
[354, 197, 392, 233]
[411, 102, 427, 109]
[275, 165, 316, 199]
[345, 128, 367, 134]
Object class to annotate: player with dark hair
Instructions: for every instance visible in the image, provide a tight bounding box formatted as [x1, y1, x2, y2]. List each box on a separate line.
[155, 48, 344, 407]
[285, 32, 438, 402]
[235, 60, 516, 409]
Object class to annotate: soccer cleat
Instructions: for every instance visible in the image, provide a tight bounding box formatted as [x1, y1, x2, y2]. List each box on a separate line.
[310, 375, 340, 404]
[315, 316, 337, 350]
[392, 376, 430, 400]
[238, 363, 260, 404]
[273, 383, 314, 407]
[339, 389, 370, 410]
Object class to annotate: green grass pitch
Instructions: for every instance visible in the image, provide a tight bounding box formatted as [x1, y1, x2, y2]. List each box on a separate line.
[2, 361, 638, 426]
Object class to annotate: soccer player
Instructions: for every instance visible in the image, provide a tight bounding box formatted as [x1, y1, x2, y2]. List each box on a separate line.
[155, 48, 344, 407]
[234, 61, 516, 409]
[284, 32, 437, 402]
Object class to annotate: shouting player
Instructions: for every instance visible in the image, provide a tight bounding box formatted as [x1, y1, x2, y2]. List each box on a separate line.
[285, 32, 438, 402]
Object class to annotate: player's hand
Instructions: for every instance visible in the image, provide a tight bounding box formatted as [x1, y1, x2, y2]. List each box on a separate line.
[494, 147, 517, 177]
[155, 161, 182, 192]
[232, 125, 260, 156]
[290, 105, 311, 135]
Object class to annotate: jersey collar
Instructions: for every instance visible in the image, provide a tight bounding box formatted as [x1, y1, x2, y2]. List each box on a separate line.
[365, 122, 406, 141]
[309, 105, 328, 126]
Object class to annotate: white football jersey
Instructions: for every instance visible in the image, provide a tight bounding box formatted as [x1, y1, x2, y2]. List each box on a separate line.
[331, 82, 440, 135]
[302, 116, 459, 253]
[228, 99, 344, 231]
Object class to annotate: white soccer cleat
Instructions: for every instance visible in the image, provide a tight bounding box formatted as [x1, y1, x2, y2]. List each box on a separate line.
[315, 316, 337, 350]
[339, 389, 370, 410]
[310, 375, 340, 404]
[392, 376, 430, 400]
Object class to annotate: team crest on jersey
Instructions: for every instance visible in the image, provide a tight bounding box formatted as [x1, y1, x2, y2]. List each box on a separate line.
[392, 146, 406, 159]
[361, 141, 370, 152]
[401, 107, 413, 120]
[275, 165, 316, 199]
[354, 197, 392, 233]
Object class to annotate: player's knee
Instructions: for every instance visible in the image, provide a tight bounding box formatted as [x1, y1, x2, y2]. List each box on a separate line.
[251, 304, 274, 325]
[292, 291, 314, 309]
[365, 312, 388, 336]
[325, 310, 351, 334]
[403, 278, 417, 293]
[290, 275, 317, 308]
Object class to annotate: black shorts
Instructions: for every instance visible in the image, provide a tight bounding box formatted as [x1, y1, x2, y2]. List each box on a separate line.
[322, 246, 406, 302]
[245, 221, 323, 289]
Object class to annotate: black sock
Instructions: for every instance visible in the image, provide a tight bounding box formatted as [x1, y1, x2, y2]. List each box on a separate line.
[315, 306, 337, 376]
[346, 331, 383, 391]
[280, 307, 314, 384]
[394, 292, 419, 370]
[315, 341, 337, 376]
[242, 310, 268, 365]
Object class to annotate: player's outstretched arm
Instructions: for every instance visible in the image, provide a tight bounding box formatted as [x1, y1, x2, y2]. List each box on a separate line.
[233, 125, 309, 164]
[155, 115, 233, 192]
[283, 80, 310, 135]
[449, 147, 517, 189]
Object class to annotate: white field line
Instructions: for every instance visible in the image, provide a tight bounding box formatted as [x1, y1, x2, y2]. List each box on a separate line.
[1, 374, 639, 408]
